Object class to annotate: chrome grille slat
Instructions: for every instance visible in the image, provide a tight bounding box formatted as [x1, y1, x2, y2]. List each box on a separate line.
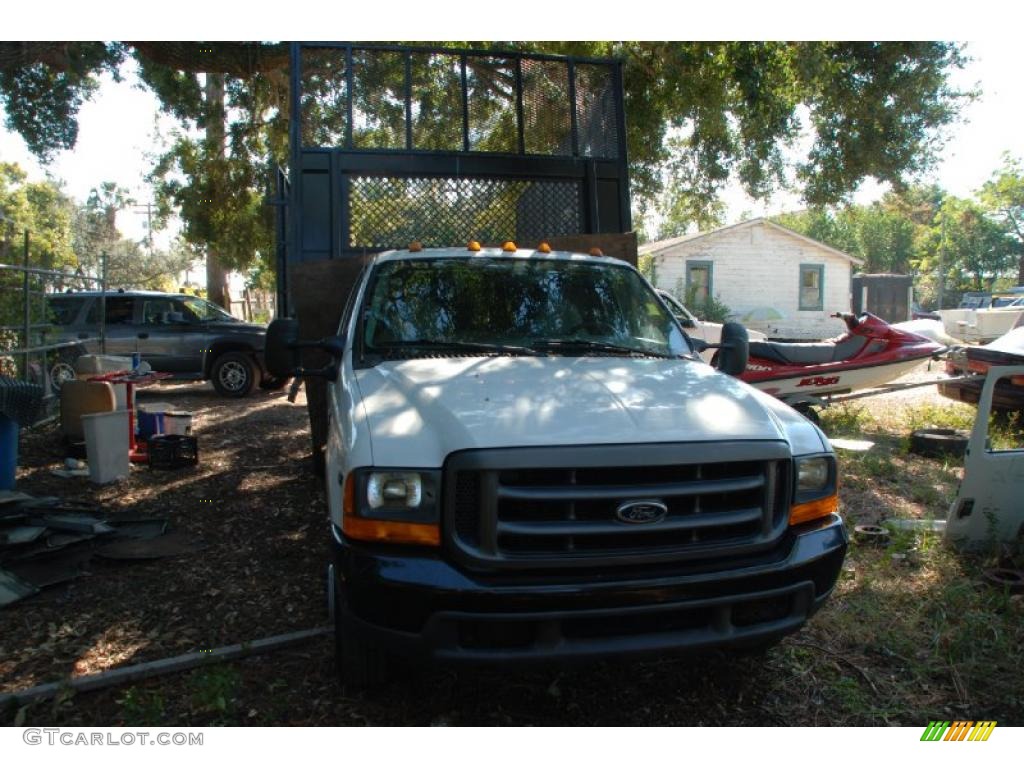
[497, 475, 764, 501]
[497, 506, 763, 537]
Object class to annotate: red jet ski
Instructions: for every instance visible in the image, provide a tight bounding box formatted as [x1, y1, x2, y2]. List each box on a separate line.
[740, 312, 946, 405]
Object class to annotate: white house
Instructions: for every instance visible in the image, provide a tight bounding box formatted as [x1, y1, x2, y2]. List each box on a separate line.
[641, 218, 864, 340]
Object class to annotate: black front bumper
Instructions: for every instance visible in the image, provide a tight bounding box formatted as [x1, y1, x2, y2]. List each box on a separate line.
[331, 515, 847, 664]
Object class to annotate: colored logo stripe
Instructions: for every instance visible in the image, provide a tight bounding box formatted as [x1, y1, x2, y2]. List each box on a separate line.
[969, 722, 997, 741]
[921, 721, 949, 741]
[920, 720, 996, 741]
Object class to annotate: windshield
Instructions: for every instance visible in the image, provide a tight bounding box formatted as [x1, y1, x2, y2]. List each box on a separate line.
[182, 296, 236, 323]
[360, 257, 690, 360]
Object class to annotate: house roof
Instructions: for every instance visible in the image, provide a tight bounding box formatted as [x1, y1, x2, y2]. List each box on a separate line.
[640, 217, 864, 266]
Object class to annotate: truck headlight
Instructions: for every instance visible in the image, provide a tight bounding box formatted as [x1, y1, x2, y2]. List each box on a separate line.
[367, 472, 422, 509]
[796, 457, 830, 493]
[342, 469, 440, 546]
[790, 455, 838, 526]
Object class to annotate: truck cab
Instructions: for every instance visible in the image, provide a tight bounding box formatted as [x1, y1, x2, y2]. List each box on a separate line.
[267, 244, 846, 686]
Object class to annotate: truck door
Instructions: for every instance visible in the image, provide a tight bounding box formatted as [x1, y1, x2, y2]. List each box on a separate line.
[946, 365, 1024, 549]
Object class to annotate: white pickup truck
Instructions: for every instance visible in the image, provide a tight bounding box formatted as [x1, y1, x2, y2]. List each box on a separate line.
[266, 244, 846, 686]
[656, 289, 768, 362]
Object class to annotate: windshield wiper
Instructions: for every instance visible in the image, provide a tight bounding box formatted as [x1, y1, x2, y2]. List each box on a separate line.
[370, 339, 537, 356]
[530, 338, 675, 358]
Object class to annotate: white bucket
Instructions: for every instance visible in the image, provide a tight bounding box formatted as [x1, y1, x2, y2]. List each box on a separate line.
[81, 410, 130, 484]
[163, 411, 193, 436]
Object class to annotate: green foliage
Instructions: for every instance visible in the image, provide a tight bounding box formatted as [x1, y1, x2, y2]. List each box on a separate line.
[677, 278, 732, 323]
[637, 253, 657, 285]
[979, 153, 1024, 282]
[0, 162, 77, 268]
[117, 687, 166, 726]
[0, 41, 972, 275]
[0, 43, 125, 162]
[189, 665, 241, 717]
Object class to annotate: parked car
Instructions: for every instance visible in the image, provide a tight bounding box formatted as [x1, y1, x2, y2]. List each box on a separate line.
[46, 290, 285, 397]
[939, 327, 1024, 411]
[266, 245, 847, 687]
[911, 302, 941, 322]
[656, 289, 767, 361]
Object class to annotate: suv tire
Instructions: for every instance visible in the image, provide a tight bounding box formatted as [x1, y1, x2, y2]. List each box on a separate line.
[211, 352, 257, 398]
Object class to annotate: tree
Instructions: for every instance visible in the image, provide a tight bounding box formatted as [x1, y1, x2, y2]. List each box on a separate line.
[980, 153, 1024, 283]
[0, 41, 971, 273]
[0, 162, 77, 267]
[916, 196, 1016, 298]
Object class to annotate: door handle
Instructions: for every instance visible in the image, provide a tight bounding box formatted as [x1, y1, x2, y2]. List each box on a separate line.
[137, 332, 149, 339]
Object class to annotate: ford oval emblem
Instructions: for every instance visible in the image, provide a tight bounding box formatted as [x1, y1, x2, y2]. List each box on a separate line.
[615, 500, 668, 525]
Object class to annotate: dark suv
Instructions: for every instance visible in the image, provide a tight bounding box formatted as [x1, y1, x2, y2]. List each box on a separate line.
[47, 290, 284, 397]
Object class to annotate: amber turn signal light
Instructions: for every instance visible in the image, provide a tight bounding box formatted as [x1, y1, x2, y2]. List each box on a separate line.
[342, 516, 441, 546]
[788, 493, 839, 526]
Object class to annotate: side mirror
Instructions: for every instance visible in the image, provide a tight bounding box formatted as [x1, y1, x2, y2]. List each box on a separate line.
[265, 318, 300, 378]
[265, 318, 345, 381]
[715, 322, 749, 377]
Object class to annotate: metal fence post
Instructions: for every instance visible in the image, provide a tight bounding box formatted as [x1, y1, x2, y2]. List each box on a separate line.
[100, 251, 107, 354]
[22, 230, 29, 380]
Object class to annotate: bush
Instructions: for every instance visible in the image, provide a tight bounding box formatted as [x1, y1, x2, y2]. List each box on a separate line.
[677, 279, 732, 323]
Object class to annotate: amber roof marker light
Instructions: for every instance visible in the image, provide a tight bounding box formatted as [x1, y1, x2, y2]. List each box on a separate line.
[501, 241, 517, 252]
[408, 241, 423, 252]
[589, 247, 604, 256]
[467, 240, 482, 252]
[537, 241, 552, 253]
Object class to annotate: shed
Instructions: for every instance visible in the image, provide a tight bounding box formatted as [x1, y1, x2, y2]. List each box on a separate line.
[641, 218, 864, 340]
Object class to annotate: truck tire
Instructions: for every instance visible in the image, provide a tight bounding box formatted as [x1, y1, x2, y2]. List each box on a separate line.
[333, 585, 391, 688]
[211, 352, 257, 398]
[909, 428, 968, 459]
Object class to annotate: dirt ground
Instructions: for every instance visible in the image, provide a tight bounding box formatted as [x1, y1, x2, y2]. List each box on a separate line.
[1, 369, 1022, 726]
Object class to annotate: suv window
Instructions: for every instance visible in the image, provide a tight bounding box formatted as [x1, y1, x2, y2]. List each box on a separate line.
[105, 297, 135, 325]
[47, 296, 83, 325]
[142, 298, 188, 325]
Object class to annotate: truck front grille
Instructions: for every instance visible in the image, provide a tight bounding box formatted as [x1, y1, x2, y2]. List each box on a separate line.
[444, 442, 792, 570]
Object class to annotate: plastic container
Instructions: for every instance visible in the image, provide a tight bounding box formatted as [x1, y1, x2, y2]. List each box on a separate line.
[81, 410, 130, 484]
[148, 434, 199, 469]
[137, 402, 174, 440]
[0, 414, 17, 491]
[164, 411, 193, 436]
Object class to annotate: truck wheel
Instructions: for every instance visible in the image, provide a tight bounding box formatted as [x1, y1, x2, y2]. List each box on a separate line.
[333, 586, 391, 688]
[211, 352, 257, 398]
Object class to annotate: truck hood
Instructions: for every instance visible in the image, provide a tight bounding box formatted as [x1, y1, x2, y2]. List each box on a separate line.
[353, 356, 827, 467]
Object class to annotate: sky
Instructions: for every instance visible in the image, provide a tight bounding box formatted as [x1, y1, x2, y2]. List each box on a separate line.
[1, 37, 1022, 246]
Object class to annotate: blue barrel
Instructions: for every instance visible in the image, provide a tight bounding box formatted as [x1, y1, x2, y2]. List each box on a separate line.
[0, 414, 17, 491]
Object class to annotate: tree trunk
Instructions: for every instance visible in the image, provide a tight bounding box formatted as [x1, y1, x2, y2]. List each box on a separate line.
[204, 73, 229, 308]
[1018, 254, 1024, 286]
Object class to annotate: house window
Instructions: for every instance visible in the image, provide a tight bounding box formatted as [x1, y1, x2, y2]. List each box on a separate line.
[686, 261, 713, 305]
[799, 264, 824, 311]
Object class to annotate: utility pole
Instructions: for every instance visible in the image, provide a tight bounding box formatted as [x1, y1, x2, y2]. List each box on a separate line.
[937, 214, 946, 310]
[131, 202, 155, 252]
